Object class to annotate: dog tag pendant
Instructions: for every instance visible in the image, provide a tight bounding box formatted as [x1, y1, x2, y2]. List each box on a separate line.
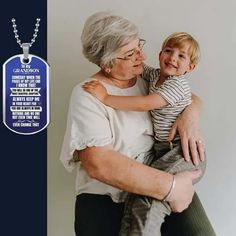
[3, 51, 50, 135]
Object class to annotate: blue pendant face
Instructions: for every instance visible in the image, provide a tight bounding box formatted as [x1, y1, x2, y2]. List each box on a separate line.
[3, 54, 50, 135]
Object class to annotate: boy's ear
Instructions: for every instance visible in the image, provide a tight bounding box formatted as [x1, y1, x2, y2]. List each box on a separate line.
[187, 63, 195, 72]
[159, 51, 162, 60]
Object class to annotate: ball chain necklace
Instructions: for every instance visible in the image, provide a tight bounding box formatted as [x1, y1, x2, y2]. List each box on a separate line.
[11, 18, 41, 63]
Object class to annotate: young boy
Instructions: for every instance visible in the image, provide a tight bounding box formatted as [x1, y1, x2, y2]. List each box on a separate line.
[83, 32, 206, 236]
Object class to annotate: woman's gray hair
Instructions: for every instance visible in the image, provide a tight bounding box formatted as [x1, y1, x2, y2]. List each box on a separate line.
[81, 11, 139, 68]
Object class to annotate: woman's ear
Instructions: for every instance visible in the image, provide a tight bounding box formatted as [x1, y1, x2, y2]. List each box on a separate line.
[105, 68, 111, 74]
[102, 66, 111, 74]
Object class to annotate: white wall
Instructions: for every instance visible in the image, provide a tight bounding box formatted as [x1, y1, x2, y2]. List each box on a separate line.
[48, 1, 236, 235]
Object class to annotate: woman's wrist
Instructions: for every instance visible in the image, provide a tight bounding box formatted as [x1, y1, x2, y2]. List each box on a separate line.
[188, 94, 203, 119]
[161, 175, 176, 202]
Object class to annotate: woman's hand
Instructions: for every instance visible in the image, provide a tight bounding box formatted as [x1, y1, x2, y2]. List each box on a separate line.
[168, 94, 205, 165]
[167, 170, 202, 212]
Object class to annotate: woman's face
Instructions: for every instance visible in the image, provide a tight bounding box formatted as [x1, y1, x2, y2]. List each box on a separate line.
[109, 38, 146, 80]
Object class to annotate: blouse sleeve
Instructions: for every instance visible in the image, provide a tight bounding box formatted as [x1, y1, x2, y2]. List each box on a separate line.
[60, 84, 113, 172]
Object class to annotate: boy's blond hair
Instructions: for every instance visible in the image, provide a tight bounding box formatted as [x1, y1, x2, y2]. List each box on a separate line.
[161, 32, 200, 65]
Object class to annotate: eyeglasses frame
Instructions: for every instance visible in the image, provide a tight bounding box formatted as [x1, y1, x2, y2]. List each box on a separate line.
[116, 39, 146, 62]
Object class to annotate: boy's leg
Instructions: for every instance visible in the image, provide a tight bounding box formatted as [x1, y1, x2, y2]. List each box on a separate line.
[119, 194, 170, 236]
[154, 142, 215, 235]
[151, 141, 206, 182]
[119, 145, 173, 236]
[138, 142, 206, 235]
[119, 194, 137, 236]
[161, 192, 216, 236]
[119, 148, 170, 236]
[120, 142, 208, 236]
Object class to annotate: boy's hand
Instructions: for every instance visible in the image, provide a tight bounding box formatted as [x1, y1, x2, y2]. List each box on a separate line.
[82, 80, 108, 102]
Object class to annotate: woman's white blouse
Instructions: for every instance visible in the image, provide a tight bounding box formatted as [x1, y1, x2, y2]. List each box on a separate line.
[60, 76, 154, 202]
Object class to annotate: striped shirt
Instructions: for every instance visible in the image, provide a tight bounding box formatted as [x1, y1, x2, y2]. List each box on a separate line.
[142, 65, 192, 141]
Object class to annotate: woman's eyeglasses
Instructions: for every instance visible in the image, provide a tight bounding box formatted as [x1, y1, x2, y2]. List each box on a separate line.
[117, 39, 146, 62]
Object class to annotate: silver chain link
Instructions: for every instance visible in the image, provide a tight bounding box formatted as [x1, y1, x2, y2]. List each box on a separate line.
[11, 18, 41, 48]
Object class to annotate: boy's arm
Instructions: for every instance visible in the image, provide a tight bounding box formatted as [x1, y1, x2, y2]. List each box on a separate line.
[103, 93, 167, 111]
[141, 64, 158, 82]
[82, 80, 168, 111]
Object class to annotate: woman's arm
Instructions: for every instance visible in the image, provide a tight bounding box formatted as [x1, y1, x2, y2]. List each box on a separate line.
[168, 93, 205, 165]
[78, 145, 202, 212]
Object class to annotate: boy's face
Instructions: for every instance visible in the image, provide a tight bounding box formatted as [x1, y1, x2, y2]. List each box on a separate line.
[159, 44, 195, 78]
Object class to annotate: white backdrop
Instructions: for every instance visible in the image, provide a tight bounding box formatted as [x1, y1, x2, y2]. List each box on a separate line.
[48, 1, 236, 235]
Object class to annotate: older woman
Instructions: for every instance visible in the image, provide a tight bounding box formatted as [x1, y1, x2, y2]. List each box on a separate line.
[60, 11, 215, 236]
